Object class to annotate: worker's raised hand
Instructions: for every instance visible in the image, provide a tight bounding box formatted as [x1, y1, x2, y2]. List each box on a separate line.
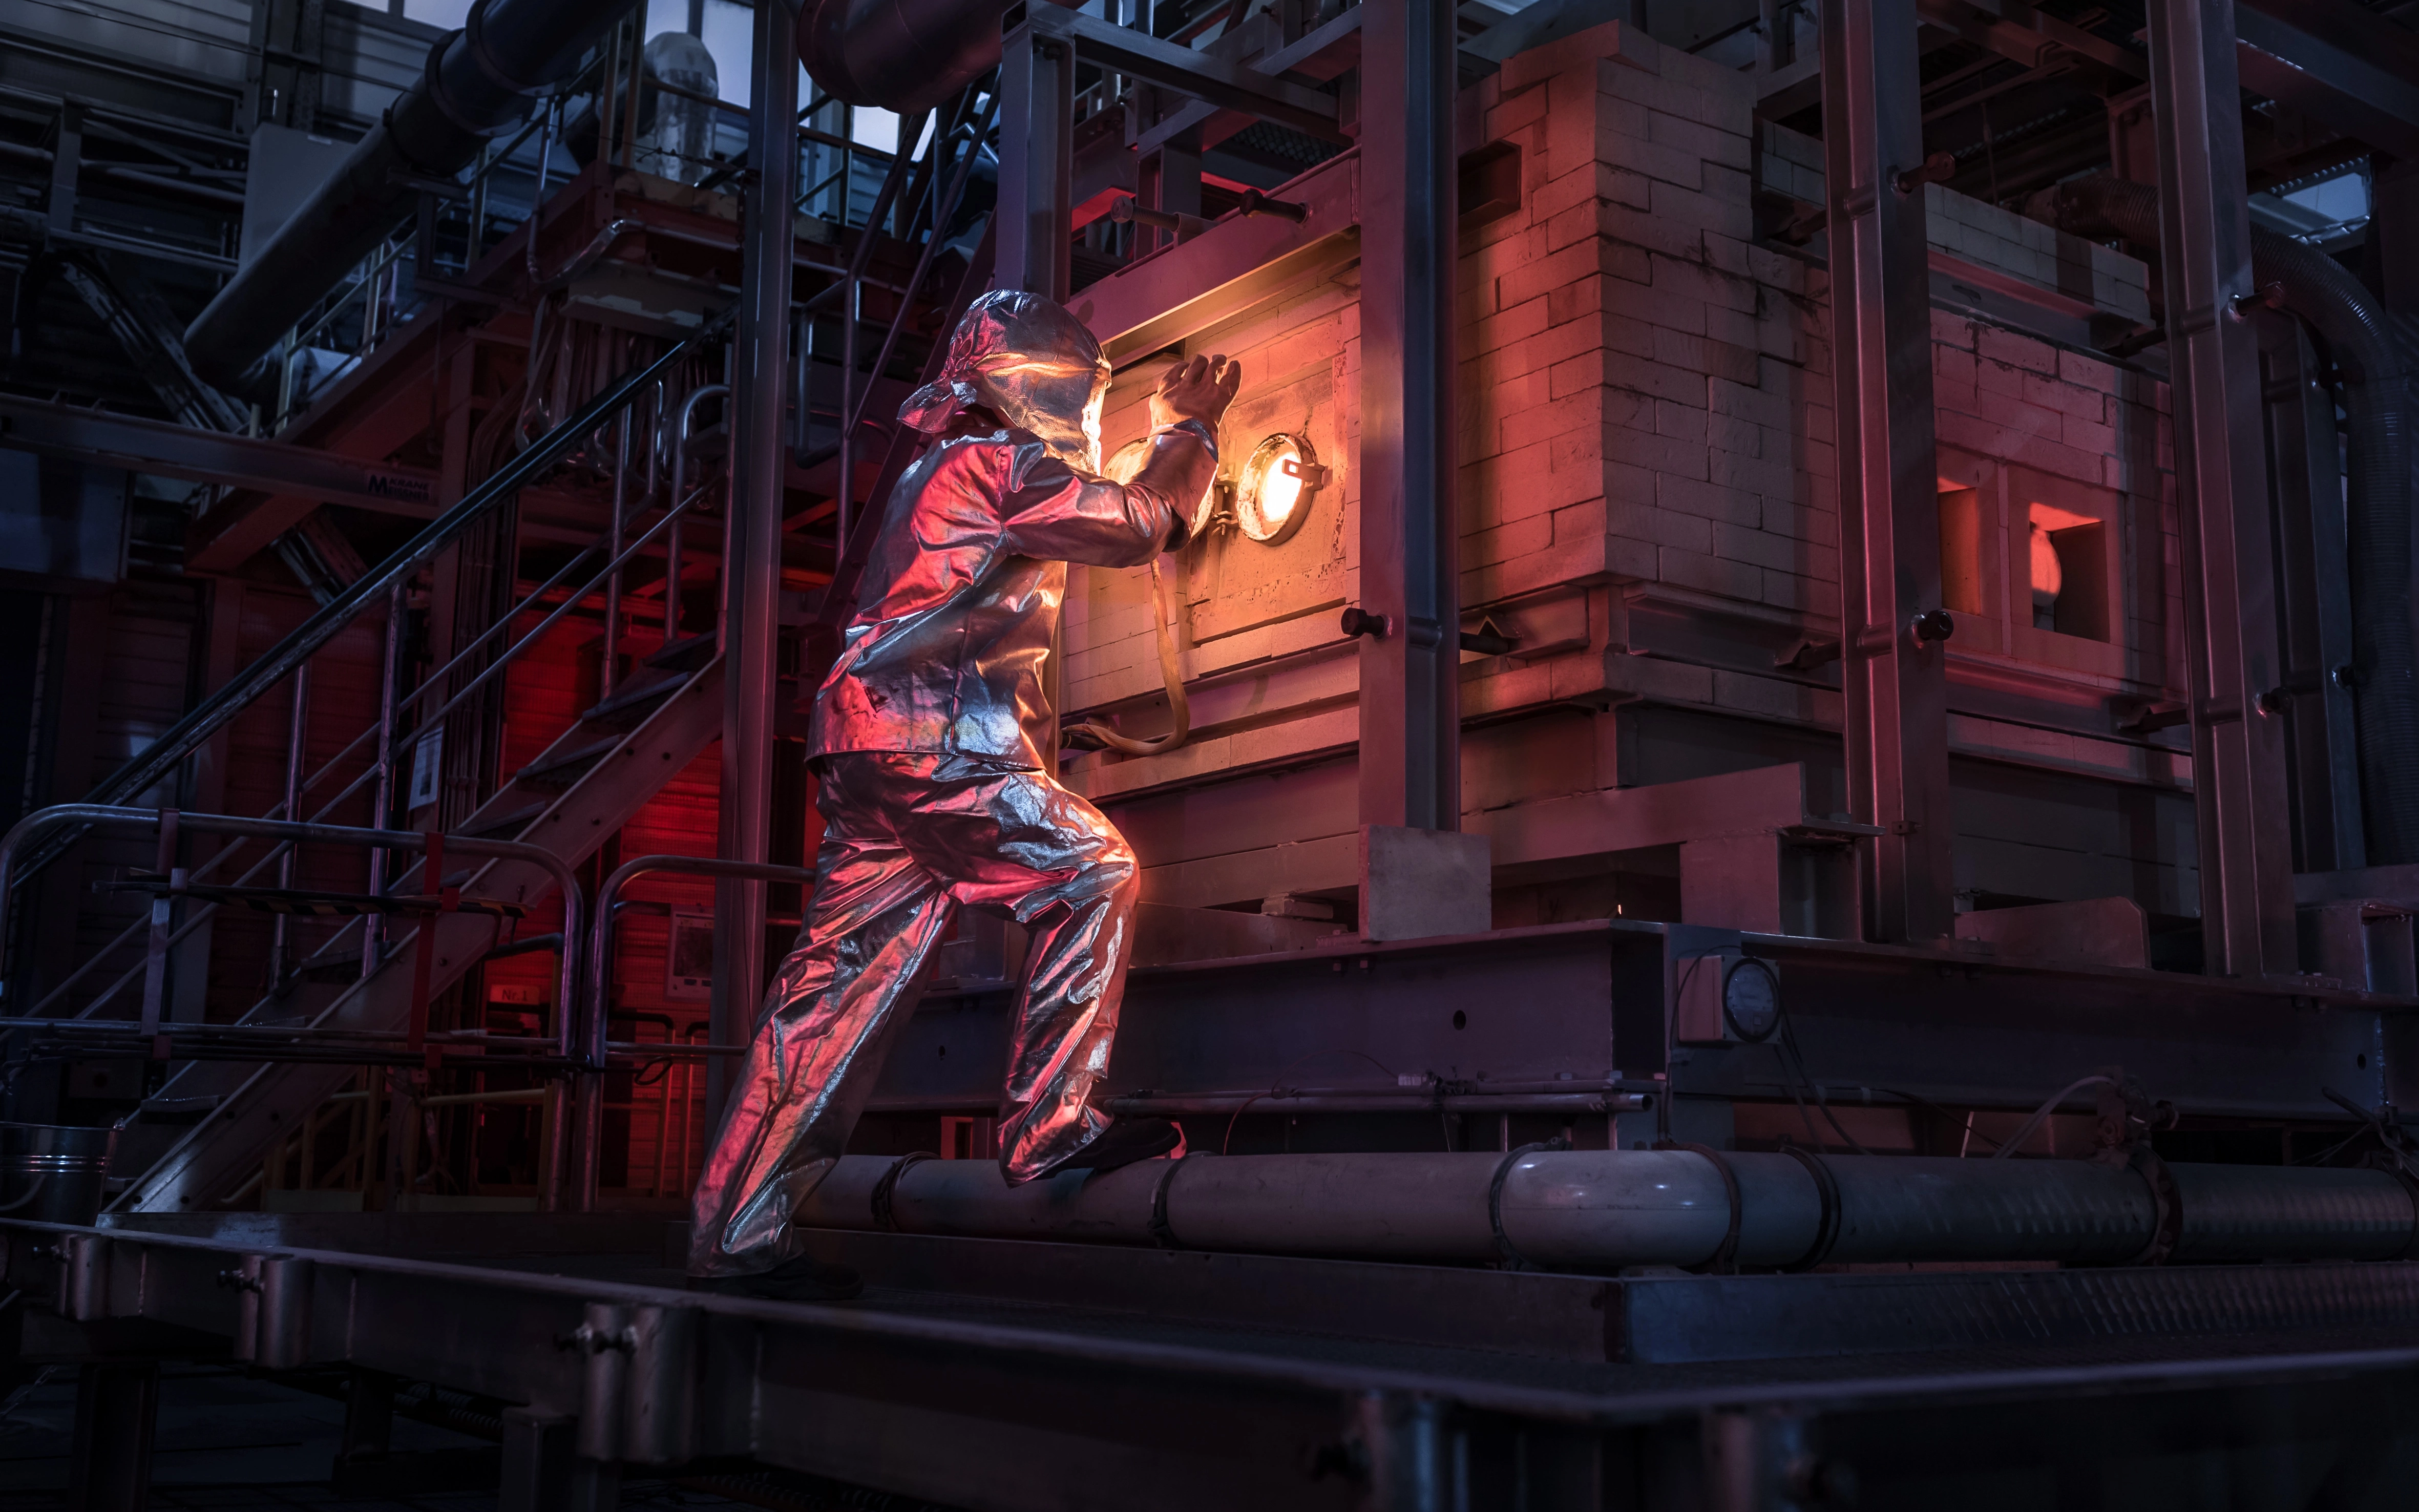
[1150, 353, 1243, 431]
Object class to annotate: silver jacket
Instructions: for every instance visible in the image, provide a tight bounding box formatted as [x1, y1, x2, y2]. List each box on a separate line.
[809, 290, 1218, 770]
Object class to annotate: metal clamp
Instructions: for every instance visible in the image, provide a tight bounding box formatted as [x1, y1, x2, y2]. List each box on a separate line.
[1778, 1143, 1841, 1272]
[1487, 1143, 1555, 1270]
[2123, 1145, 2182, 1267]
[460, 0, 558, 100]
[557, 1320, 637, 1354]
[871, 1151, 938, 1231]
[418, 29, 524, 140]
[1147, 1152, 1199, 1248]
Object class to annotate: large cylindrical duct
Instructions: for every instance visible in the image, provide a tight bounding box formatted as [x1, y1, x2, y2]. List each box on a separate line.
[185, 0, 640, 393]
[797, 0, 1008, 114]
[795, 1149, 2419, 1269]
[2026, 177, 2419, 865]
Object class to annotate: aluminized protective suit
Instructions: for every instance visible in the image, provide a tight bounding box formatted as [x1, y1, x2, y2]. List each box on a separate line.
[690, 290, 1219, 1277]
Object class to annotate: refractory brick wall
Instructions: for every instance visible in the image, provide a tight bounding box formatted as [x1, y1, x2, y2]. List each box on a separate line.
[1456, 17, 2179, 687]
[1059, 14, 2183, 814]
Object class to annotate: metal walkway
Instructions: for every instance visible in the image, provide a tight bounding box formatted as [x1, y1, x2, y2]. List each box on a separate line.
[9, 1209, 2419, 1510]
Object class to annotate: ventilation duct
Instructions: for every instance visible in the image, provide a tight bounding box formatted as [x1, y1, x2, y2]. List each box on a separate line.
[185, 0, 640, 394]
[798, 0, 1009, 113]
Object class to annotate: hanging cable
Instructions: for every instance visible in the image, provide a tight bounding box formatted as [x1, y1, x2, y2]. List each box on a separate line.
[1064, 555, 1192, 755]
[1990, 1075, 2118, 1160]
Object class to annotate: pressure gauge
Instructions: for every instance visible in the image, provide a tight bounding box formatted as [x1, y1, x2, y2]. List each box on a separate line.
[1721, 958, 1782, 1042]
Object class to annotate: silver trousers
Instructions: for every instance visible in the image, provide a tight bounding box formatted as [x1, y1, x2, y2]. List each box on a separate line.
[688, 751, 1139, 1276]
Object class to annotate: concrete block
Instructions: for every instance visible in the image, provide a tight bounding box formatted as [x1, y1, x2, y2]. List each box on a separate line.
[1653, 397, 1709, 443]
[1606, 425, 1714, 480]
[1659, 544, 1764, 599]
[1976, 323, 2056, 375]
[1645, 326, 1761, 382]
[1605, 649, 1715, 703]
[1609, 501, 1714, 553]
[1648, 109, 1753, 171]
[2058, 348, 2118, 393]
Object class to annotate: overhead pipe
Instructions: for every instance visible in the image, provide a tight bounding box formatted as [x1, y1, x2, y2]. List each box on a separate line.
[798, 0, 1010, 114]
[797, 1149, 2419, 1268]
[184, 0, 643, 393]
[2025, 177, 2419, 864]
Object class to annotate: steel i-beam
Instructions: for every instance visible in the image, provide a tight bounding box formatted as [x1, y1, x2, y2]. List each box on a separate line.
[1356, 0, 1461, 835]
[710, 0, 801, 1117]
[2147, 0, 2299, 978]
[998, 9, 1074, 302]
[1821, 0, 1955, 943]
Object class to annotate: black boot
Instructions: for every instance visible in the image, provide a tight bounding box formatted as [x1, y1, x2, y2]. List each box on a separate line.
[688, 1254, 864, 1301]
[1037, 1117, 1181, 1179]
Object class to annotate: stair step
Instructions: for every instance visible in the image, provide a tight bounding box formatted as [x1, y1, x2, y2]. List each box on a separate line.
[293, 952, 365, 984]
[112, 657, 727, 1217]
[646, 632, 717, 672]
[511, 736, 623, 791]
[580, 674, 681, 727]
[459, 802, 548, 839]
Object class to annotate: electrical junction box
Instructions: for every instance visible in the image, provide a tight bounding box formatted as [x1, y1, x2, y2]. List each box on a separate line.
[1674, 950, 1782, 1045]
[666, 911, 715, 1001]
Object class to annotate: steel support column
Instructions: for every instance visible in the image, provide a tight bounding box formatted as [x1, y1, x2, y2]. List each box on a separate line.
[710, 0, 800, 1118]
[997, 12, 1072, 302]
[2145, 0, 2298, 977]
[67, 1361, 158, 1512]
[1820, 0, 1954, 943]
[1355, 0, 1460, 834]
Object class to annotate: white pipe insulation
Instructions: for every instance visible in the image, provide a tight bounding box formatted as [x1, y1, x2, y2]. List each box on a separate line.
[794, 1148, 2419, 1270]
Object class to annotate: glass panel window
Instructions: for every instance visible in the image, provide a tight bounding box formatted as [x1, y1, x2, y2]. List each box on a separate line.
[701, 0, 754, 105]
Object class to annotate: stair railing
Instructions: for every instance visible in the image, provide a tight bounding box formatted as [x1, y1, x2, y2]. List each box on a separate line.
[578, 854, 814, 1210]
[1, 470, 721, 1025]
[0, 806, 597, 1208]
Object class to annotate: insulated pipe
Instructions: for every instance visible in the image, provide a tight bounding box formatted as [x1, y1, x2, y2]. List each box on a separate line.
[797, 0, 1008, 114]
[794, 1149, 2419, 1268]
[2026, 177, 2419, 864]
[184, 0, 642, 392]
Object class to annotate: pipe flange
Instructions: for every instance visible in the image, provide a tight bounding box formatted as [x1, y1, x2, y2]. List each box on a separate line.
[461, 0, 558, 100]
[1778, 1143, 1841, 1272]
[2357, 1151, 2419, 1261]
[419, 29, 524, 141]
[2123, 1144, 2182, 1267]
[1487, 1143, 1554, 1270]
[1147, 1151, 1202, 1249]
[869, 1151, 938, 1231]
[1660, 1142, 1743, 1274]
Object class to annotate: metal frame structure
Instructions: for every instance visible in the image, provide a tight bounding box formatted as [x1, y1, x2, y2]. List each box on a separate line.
[20, 0, 2419, 1506]
[2145, 0, 2301, 978]
[1821, 0, 1957, 946]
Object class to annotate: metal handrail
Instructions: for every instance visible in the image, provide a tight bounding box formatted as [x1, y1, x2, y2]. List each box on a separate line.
[78, 333, 717, 821]
[578, 853, 815, 1208]
[0, 805, 591, 1210]
[0, 806, 586, 1059]
[11, 480, 714, 1024]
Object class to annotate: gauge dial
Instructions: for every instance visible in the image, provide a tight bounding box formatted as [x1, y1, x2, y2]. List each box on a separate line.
[1722, 958, 1781, 1042]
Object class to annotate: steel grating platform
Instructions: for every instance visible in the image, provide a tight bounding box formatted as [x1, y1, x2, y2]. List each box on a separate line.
[9, 1212, 2419, 1509]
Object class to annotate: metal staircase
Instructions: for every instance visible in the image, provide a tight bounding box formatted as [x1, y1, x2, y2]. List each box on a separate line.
[0, 62, 1002, 1222]
[110, 653, 725, 1213]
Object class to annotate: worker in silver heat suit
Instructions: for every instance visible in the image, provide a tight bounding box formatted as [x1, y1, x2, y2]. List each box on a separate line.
[690, 290, 1238, 1298]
